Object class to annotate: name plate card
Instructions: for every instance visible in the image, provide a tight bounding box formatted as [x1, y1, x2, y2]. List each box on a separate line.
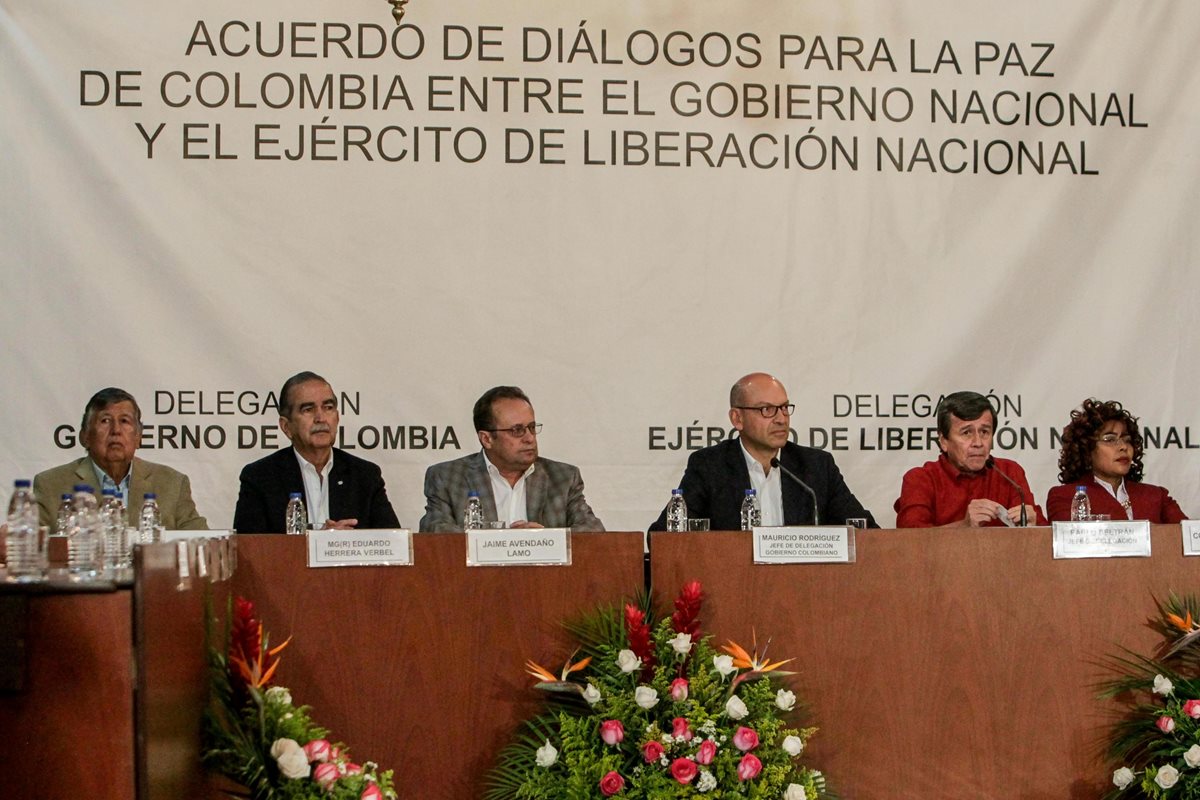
[1052, 520, 1151, 559]
[1182, 521, 1200, 556]
[306, 530, 413, 568]
[752, 526, 856, 564]
[466, 528, 572, 567]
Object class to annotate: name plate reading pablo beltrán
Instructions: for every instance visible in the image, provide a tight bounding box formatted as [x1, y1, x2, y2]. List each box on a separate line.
[1051, 520, 1151, 559]
[306, 530, 413, 568]
[1182, 521, 1200, 556]
[752, 526, 856, 564]
[466, 528, 572, 567]
[160, 527, 232, 542]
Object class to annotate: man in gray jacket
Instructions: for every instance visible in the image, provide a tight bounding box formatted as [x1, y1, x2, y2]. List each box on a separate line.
[419, 386, 604, 532]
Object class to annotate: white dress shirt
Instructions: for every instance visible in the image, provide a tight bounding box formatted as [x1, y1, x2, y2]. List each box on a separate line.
[741, 441, 784, 527]
[1094, 474, 1133, 520]
[295, 449, 333, 528]
[483, 450, 536, 524]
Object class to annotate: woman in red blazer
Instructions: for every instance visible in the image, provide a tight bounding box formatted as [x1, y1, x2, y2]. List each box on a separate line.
[1046, 398, 1187, 523]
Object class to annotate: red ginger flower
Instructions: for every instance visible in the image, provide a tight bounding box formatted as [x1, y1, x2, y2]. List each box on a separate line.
[671, 580, 704, 638]
[624, 603, 655, 670]
[227, 596, 290, 693]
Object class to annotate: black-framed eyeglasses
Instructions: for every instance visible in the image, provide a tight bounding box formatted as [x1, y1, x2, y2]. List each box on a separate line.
[486, 422, 543, 438]
[734, 404, 795, 418]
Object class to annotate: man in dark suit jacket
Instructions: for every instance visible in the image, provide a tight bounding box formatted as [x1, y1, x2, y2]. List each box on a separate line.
[233, 372, 399, 533]
[419, 386, 604, 532]
[650, 373, 877, 531]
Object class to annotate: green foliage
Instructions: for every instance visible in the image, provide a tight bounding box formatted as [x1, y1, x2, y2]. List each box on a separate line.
[485, 586, 826, 799]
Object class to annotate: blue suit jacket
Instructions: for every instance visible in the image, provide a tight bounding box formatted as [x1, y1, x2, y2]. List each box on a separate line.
[232, 447, 399, 534]
[649, 438, 878, 531]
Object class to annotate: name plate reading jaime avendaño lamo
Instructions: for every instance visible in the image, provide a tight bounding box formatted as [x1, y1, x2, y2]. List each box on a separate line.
[466, 528, 572, 567]
[1182, 521, 1200, 556]
[306, 530, 413, 568]
[1052, 520, 1151, 559]
[752, 526, 856, 564]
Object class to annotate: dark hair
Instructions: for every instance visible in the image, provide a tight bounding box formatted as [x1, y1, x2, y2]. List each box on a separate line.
[81, 387, 142, 434]
[279, 371, 329, 417]
[936, 391, 997, 437]
[473, 386, 531, 432]
[1057, 398, 1144, 483]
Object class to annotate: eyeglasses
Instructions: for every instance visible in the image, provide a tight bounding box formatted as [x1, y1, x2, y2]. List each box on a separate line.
[734, 404, 796, 418]
[486, 422, 543, 438]
[1098, 434, 1133, 447]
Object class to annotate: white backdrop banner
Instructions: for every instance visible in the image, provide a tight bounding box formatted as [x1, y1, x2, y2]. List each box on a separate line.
[2, 1, 1198, 530]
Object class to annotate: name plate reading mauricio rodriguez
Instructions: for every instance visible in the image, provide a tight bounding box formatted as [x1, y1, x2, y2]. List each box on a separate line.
[466, 528, 572, 567]
[752, 526, 856, 564]
[1052, 520, 1151, 559]
[306, 530, 413, 568]
[1182, 521, 1200, 556]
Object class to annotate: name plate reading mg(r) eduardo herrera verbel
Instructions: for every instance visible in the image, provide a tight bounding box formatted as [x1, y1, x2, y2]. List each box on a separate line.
[466, 528, 572, 567]
[306, 529, 413, 568]
[752, 526, 856, 565]
[1052, 520, 1151, 559]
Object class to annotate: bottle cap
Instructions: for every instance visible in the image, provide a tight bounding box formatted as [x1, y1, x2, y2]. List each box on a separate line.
[13, 479, 30, 488]
[289, 492, 303, 499]
[671, 488, 683, 495]
[73, 484, 93, 493]
[1076, 485, 1087, 491]
[745, 489, 756, 496]
[467, 490, 479, 498]
[144, 492, 157, 499]
[102, 488, 117, 496]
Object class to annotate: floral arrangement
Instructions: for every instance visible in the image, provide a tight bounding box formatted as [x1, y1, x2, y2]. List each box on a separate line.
[204, 596, 398, 800]
[485, 581, 826, 799]
[1101, 594, 1200, 797]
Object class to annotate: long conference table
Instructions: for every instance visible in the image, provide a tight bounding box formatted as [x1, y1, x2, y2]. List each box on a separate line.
[4, 526, 1196, 798]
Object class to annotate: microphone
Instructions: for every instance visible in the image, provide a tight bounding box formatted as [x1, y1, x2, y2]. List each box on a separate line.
[769, 457, 820, 526]
[985, 457, 1028, 527]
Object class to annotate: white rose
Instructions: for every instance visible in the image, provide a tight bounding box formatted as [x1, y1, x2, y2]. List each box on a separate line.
[1153, 674, 1174, 696]
[784, 784, 808, 800]
[669, 633, 693, 654]
[265, 686, 292, 706]
[1156, 764, 1180, 789]
[634, 686, 660, 709]
[535, 740, 558, 768]
[1187, 745, 1200, 768]
[617, 649, 642, 673]
[725, 695, 748, 720]
[1111, 767, 1135, 789]
[582, 684, 601, 705]
[713, 655, 735, 676]
[776, 689, 797, 711]
[269, 738, 301, 760]
[275, 742, 311, 780]
[782, 735, 805, 756]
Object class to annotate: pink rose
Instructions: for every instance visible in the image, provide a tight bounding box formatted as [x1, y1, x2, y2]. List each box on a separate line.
[733, 726, 760, 752]
[361, 785, 383, 800]
[737, 753, 763, 781]
[670, 678, 689, 702]
[670, 757, 698, 785]
[1158, 715, 1177, 733]
[600, 719, 625, 746]
[313, 761, 340, 789]
[303, 739, 331, 763]
[599, 771, 625, 796]
[643, 740, 664, 763]
[343, 763, 362, 776]
[696, 739, 717, 765]
[1185, 700, 1200, 719]
[671, 717, 693, 741]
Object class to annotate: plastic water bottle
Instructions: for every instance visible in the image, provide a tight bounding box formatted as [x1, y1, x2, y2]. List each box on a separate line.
[285, 493, 307, 535]
[665, 488, 688, 532]
[740, 489, 761, 531]
[1070, 486, 1091, 521]
[139, 493, 162, 544]
[100, 489, 127, 572]
[55, 493, 73, 536]
[67, 484, 101, 579]
[464, 490, 484, 529]
[5, 479, 43, 582]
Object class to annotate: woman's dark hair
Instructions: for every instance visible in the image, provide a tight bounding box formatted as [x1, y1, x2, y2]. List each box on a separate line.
[1057, 398, 1144, 483]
